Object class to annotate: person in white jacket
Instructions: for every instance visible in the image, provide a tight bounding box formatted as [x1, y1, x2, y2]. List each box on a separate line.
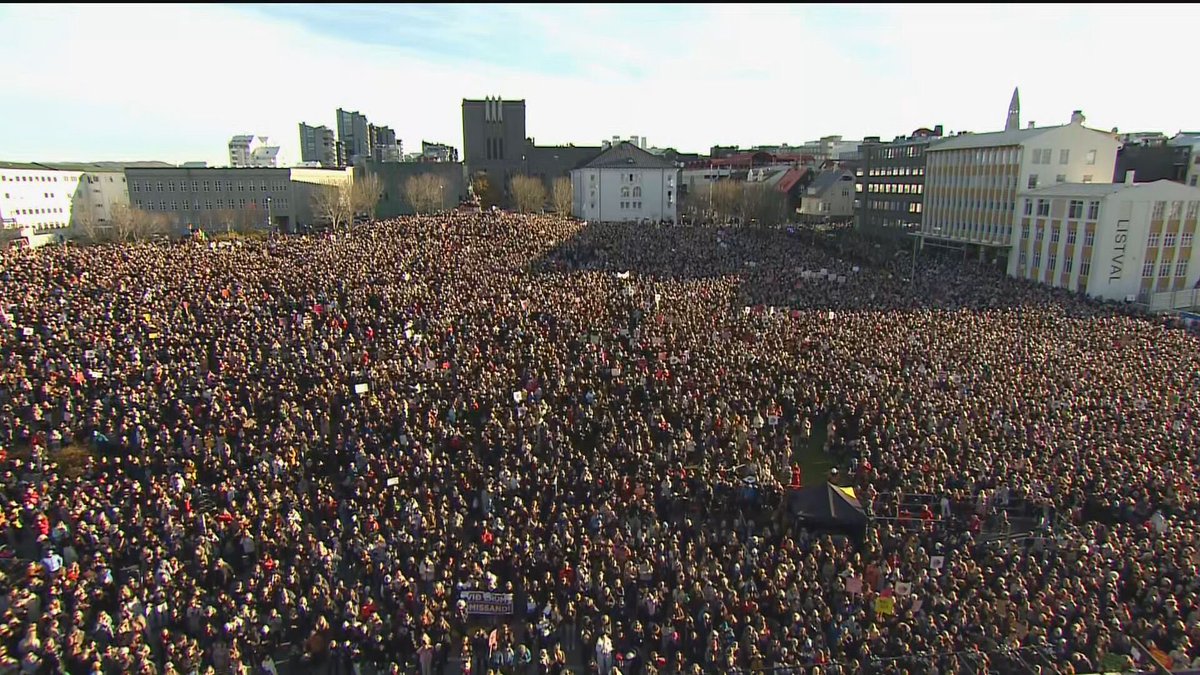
[595, 633, 614, 675]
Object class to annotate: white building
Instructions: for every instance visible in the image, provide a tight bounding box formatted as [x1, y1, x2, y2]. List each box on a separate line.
[0, 163, 81, 233]
[229, 135, 280, 168]
[922, 110, 1120, 255]
[1013, 177, 1200, 306]
[571, 142, 680, 223]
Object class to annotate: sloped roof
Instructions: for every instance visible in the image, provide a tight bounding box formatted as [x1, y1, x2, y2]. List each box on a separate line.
[0, 160, 175, 172]
[806, 169, 853, 196]
[776, 167, 811, 193]
[579, 142, 675, 170]
[928, 125, 1061, 151]
[1026, 179, 1200, 199]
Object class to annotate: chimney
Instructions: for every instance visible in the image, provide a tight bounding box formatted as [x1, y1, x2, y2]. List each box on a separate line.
[1071, 110, 1085, 125]
[933, 125, 944, 137]
[1125, 170, 1135, 185]
[1027, 121, 1036, 129]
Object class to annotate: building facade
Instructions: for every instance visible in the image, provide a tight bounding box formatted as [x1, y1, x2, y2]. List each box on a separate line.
[571, 142, 679, 223]
[797, 170, 856, 220]
[855, 126, 943, 233]
[421, 141, 459, 163]
[462, 97, 527, 191]
[337, 109, 371, 164]
[299, 123, 337, 167]
[0, 163, 80, 232]
[357, 161, 466, 217]
[922, 111, 1120, 258]
[368, 125, 402, 163]
[1113, 143, 1190, 184]
[1168, 133, 1200, 187]
[228, 135, 280, 168]
[1012, 178, 1200, 305]
[126, 167, 307, 233]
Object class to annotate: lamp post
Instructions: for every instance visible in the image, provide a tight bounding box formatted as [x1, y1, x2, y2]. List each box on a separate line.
[266, 196, 273, 233]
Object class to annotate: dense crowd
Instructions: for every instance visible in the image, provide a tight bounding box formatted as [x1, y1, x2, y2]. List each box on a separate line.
[0, 213, 1197, 675]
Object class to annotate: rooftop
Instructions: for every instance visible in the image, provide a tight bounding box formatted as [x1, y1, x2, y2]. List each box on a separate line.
[578, 142, 675, 170]
[928, 125, 1063, 152]
[1025, 179, 1200, 198]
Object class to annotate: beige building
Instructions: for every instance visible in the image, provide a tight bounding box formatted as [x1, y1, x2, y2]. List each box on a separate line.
[1014, 177, 1200, 306]
[922, 111, 1120, 257]
[797, 169, 855, 220]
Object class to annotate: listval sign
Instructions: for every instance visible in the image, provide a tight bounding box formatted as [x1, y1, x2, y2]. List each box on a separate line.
[1108, 219, 1130, 282]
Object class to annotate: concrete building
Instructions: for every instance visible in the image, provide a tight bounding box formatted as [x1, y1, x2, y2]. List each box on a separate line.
[1113, 143, 1190, 184]
[368, 125, 402, 163]
[797, 169, 856, 221]
[421, 141, 459, 163]
[299, 123, 337, 167]
[571, 142, 679, 223]
[922, 110, 1120, 259]
[125, 166, 351, 233]
[462, 97, 528, 193]
[855, 126, 943, 233]
[525, 144, 602, 193]
[796, 136, 862, 163]
[602, 136, 648, 150]
[0, 163, 81, 233]
[1168, 133, 1200, 187]
[228, 135, 280, 168]
[1013, 177, 1200, 307]
[337, 109, 371, 164]
[357, 161, 466, 217]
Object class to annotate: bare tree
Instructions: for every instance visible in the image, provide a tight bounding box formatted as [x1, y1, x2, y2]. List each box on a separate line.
[311, 185, 351, 231]
[233, 208, 260, 234]
[710, 181, 744, 224]
[511, 175, 547, 214]
[552, 176, 573, 217]
[471, 173, 500, 210]
[350, 173, 385, 221]
[404, 174, 445, 215]
[214, 209, 239, 234]
[74, 206, 102, 243]
[110, 202, 139, 241]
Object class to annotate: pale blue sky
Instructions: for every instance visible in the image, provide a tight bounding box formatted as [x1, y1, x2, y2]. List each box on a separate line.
[2, 3, 1197, 166]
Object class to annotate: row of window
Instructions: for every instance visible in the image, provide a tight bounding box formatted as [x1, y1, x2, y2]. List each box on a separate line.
[131, 180, 288, 193]
[865, 183, 923, 195]
[865, 166, 925, 177]
[9, 207, 66, 216]
[484, 138, 505, 161]
[1020, 251, 1090, 277]
[929, 147, 1021, 167]
[620, 201, 642, 209]
[862, 200, 922, 213]
[872, 145, 923, 160]
[133, 198, 286, 211]
[0, 174, 75, 183]
[1023, 224, 1096, 247]
[1027, 173, 1095, 189]
[620, 187, 642, 198]
[1151, 200, 1200, 220]
[1147, 232, 1194, 248]
[929, 199, 1017, 212]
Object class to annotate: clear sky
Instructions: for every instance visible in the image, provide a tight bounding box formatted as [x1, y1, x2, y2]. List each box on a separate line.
[3, 3, 1198, 167]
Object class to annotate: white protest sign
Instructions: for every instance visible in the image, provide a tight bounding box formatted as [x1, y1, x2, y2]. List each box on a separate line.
[929, 555, 945, 571]
[895, 581, 912, 596]
[386, 476, 400, 487]
[354, 383, 369, 395]
[22, 327, 33, 337]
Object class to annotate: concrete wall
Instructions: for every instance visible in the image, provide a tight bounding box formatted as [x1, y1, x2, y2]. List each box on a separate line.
[358, 161, 466, 217]
[0, 167, 80, 232]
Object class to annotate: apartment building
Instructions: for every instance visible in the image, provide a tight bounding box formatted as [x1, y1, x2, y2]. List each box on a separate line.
[922, 110, 1120, 259]
[1014, 177, 1200, 306]
[299, 123, 338, 167]
[855, 126, 942, 233]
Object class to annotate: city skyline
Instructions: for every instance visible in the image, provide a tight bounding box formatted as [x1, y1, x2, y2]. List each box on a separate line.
[4, 3, 1199, 167]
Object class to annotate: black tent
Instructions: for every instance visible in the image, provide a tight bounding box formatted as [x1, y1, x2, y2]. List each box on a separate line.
[788, 482, 868, 535]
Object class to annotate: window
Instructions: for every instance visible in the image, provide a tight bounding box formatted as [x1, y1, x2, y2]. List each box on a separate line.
[192, 181, 199, 191]
[1024, 199, 1033, 216]
[1085, 229, 1095, 246]
[1082, 175, 1093, 183]
[169, 201, 178, 210]
[1036, 199, 1050, 217]
[1086, 149, 1097, 165]
[620, 187, 630, 198]
[156, 181, 164, 191]
[217, 199, 224, 209]
[1169, 201, 1182, 219]
[1051, 228, 1060, 243]
[1153, 202, 1165, 219]
[1067, 228, 1077, 245]
[1080, 259, 1090, 276]
[1021, 226, 1029, 240]
[1068, 200, 1083, 219]
[239, 184, 245, 192]
[1032, 252, 1041, 268]
[167, 181, 175, 191]
[1028, 174, 1039, 189]
[1159, 261, 1171, 277]
[1055, 174, 1066, 183]
[205, 200, 212, 210]
[632, 187, 641, 198]
[1183, 233, 1194, 247]
[1165, 233, 1176, 248]
[1143, 261, 1155, 277]
[1178, 260, 1188, 277]
[1048, 254, 1056, 270]
[215, 181, 222, 192]
[1064, 258, 1073, 274]
[1148, 233, 1160, 248]
[1189, 202, 1199, 220]
[1191, 176, 1198, 187]
[203, 181, 210, 191]
[1060, 149, 1070, 164]
[1087, 201, 1100, 220]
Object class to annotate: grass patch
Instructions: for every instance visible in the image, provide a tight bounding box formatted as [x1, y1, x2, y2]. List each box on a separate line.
[792, 416, 840, 486]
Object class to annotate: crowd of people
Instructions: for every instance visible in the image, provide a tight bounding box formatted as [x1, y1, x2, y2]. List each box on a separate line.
[0, 212, 1197, 675]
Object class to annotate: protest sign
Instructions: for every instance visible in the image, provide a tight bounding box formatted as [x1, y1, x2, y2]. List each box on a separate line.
[460, 590, 514, 615]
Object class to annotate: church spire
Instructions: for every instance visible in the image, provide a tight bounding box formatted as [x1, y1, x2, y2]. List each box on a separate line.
[1005, 87, 1021, 132]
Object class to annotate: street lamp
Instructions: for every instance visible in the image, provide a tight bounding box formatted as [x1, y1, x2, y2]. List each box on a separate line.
[266, 196, 273, 232]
